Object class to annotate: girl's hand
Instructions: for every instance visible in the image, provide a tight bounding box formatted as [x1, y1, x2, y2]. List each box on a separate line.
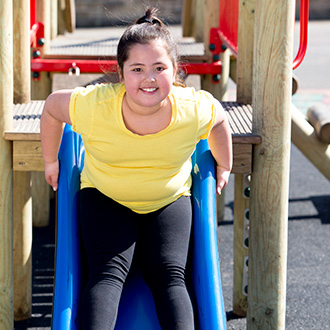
[216, 165, 231, 195]
[44, 160, 59, 192]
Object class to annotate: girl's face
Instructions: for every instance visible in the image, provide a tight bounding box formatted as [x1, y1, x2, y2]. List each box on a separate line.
[120, 40, 177, 113]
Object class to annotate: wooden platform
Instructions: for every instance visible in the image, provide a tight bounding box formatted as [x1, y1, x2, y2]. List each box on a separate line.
[5, 99, 261, 173]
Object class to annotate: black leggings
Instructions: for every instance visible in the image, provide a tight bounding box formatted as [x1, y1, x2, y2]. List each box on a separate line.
[78, 188, 194, 330]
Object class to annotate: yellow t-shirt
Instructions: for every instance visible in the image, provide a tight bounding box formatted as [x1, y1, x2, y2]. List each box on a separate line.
[69, 83, 218, 213]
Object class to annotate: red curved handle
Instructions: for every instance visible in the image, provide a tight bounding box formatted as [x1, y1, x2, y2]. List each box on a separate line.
[293, 0, 309, 70]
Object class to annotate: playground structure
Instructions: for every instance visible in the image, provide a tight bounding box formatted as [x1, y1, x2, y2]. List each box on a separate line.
[2, 0, 330, 329]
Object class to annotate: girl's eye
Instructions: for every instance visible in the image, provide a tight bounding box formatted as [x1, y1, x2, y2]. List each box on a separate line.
[133, 68, 142, 72]
[156, 67, 165, 72]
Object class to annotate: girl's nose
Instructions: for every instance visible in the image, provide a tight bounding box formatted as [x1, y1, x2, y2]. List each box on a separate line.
[145, 71, 156, 82]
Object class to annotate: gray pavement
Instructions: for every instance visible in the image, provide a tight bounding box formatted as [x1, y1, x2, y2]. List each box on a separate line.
[219, 143, 330, 330]
[14, 21, 330, 330]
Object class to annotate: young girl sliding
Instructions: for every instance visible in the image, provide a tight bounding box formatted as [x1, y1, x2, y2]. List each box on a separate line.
[41, 7, 232, 330]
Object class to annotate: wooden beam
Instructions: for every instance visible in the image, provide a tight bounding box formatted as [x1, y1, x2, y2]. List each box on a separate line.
[307, 103, 330, 144]
[232, 144, 253, 174]
[50, 0, 58, 39]
[236, 0, 255, 104]
[0, 0, 14, 327]
[10, 136, 253, 175]
[13, 0, 33, 320]
[32, 0, 52, 228]
[233, 0, 255, 315]
[13, 172, 32, 320]
[5, 133, 41, 141]
[200, 0, 222, 100]
[64, 0, 76, 33]
[193, 0, 204, 42]
[13, 0, 30, 105]
[233, 174, 250, 316]
[36, 0, 50, 52]
[13, 141, 44, 172]
[248, 0, 295, 328]
[291, 104, 330, 180]
[182, 0, 193, 37]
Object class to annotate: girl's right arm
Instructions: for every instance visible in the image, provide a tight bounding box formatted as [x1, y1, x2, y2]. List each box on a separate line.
[40, 89, 73, 191]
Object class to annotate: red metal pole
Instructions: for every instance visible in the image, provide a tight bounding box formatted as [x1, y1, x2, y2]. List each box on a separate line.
[31, 58, 222, 76]
[30, 0, 36, 28]
[293, 0, 309, 69]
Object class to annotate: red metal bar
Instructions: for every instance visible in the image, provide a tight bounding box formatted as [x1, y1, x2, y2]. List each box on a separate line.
[31, 59, 118, 73]
[293, 0, 309, 69]
[218, 0, 239, 56]
[30, 22, 44, 47]
[180, 62, 222, 75]
[30, 0, 36, 29]
[31, 59, 222, 76]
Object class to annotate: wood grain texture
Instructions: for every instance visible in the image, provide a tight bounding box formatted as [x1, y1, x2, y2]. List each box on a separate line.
[307, 103, 330, 144]
[36, 0, 50, 52]
[13, 171, 32, 320]
[236, 0, 255, 104]
[13, 141, 44, 172]
[50, 0, 58, 39]
[233, 174, 249, 315]
[0, 0, 14, 328]
[233, 0, 255, 315]
[13, 0, 33, 320]
[64, 0, 76, 33]
[13, 0, 30, 105]
[248, 0, 295, 328]
[292, 104, 330, 180]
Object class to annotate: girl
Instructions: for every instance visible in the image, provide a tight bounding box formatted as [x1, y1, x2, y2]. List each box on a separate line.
[41, 8, 232, 330]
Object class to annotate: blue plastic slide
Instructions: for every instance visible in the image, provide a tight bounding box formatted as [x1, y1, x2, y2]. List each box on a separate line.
[52, 124, 227, 330]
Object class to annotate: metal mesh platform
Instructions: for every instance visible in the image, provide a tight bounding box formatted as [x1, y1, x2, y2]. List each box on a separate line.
[47, 26, 206, 60]
[5, 99, 260, 144]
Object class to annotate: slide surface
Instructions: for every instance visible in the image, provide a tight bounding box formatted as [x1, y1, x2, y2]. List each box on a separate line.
[52, 124, 227, 330]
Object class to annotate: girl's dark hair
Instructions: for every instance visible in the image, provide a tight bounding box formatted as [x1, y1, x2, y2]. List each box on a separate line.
[117, 8, 180, 79]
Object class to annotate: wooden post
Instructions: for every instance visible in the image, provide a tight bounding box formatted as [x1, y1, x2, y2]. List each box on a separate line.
[0, 0, 14, 328]
[233, 174, 250, 316]
[232, 0, 255, 316]
[58, 0, 66, 35]
[64, 0, 76, 33]
[13, 174, 32, 321]
[248, 0, 294, 328]
[51, 0, 58, 39]
[31, 0, 52, 227]
[200, 0, 221, 98]
[36, 0, 50, 52]
[182, 0, 193, 37]
[236, 0, 255, 104]
[31, 172, 50, 227]
[193, 0, 204, 42]
[13, 0, 32, 320]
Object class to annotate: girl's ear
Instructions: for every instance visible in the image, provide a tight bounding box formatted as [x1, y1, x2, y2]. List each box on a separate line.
[117, 65, 124, 83]
[172, 65, 178, 83]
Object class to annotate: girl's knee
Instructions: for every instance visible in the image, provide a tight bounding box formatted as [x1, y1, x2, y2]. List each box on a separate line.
[142, 263, 186, 291]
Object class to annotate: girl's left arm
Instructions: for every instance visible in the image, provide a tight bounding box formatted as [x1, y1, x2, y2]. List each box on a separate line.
[207, 104, 233, 195]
